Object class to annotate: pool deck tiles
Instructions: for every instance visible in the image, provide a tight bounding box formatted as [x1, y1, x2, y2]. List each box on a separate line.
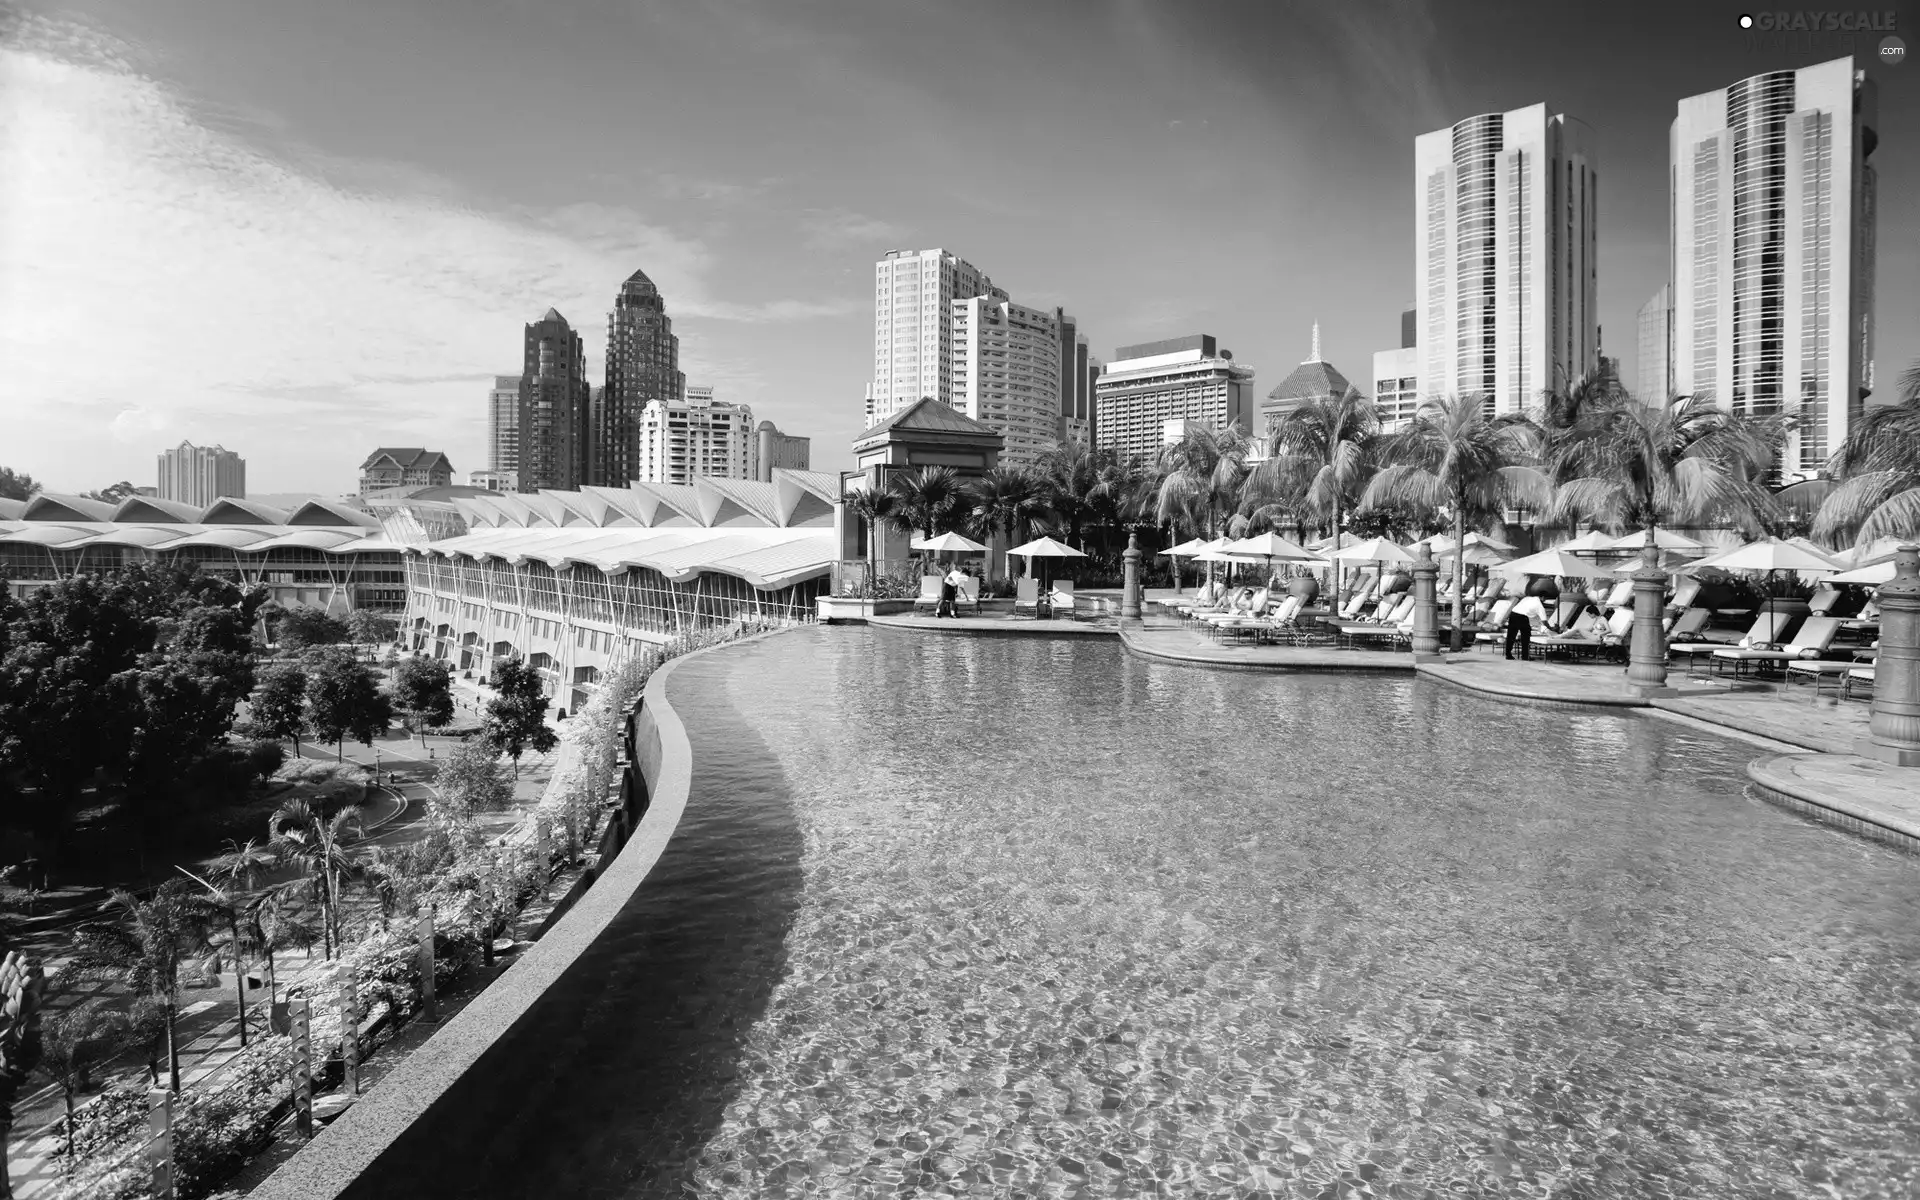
[868, 612, 1118, 637]
[1120, 622, 1417, 672]
[1747, 753, 1920, 853]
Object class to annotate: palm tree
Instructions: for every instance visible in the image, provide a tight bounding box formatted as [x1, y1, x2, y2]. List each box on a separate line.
[1812, 360, 1920, 547]
[246, 888, 317, 1006]
[887, 466, 966, 543]
[71, 881, 210, 1093]
[843, 485, 899, 595]
[1544, 394, 1784, 552]
[1035, 439, 1105, 550]
[967, 467, 1046, 582]
[1361, 394, 1549, 650]
[38, 1000, 130, 1168]
[182, 838, 278, 1047]
[1155, 424, 1253, 587]
[1246, 385, 1380, 617]
[269, 798, 363, 960]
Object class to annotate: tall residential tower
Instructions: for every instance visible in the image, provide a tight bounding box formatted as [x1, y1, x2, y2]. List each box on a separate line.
[156, 441, 245, 505]
[1670, 57, 1877, 477]
[950, 297, 1062, 469]
[597, 268, 684, 486]
[1415, 104, 1598, 415]
[867, 248, 1005, 427]
[517, 308, 592, 493]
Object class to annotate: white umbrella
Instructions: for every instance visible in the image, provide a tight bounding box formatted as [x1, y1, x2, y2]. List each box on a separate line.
[1329, 537, 1414, 563]
[1785, 537, 1844, 568]
[1420, 531, 1517, 554]
[1838, 535, 1906, 567]
[1680, 539, 1840, 575]
[1553, 530, 1619, 554]
[1158, 537, 1212, 558]
[1607, 529, 1706, 552]
[1007, 535, 1087, 559]
[1224, 532, 1321, 562]
[1306, 531, 1362, 552]
[1825, 560, 1897, 585]
[1498, 548, 1619, 579]
[911, 531, 988, 553]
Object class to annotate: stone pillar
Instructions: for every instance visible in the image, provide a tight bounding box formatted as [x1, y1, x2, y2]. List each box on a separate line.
[1410, 545, 1441, 662]
[289, 998, 313, 1139]
[1122, 531, 1143, 620]
[1857, 545, 1920, 767]
[1626, 554, 1674, 698]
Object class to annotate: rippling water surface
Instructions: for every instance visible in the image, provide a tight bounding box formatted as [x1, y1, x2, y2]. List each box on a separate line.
[399, 627, 1920, 1199]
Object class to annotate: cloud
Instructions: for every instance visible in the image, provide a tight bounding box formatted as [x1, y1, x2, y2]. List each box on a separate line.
[799, 206, 908, 253]
[0, 15, 837, 491]
[654, 172, 780, 203]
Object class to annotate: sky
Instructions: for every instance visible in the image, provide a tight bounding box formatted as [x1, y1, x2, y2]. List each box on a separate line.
[1, 0, 1916, 495]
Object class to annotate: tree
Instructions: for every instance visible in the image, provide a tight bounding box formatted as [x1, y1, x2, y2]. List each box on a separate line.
[276, 608, 350, 652]
[844, 486, 899, 593]
[304, 646, 392, 760]
[433, 737, 515, 826]
[124, 997, 168, 1088]
[0, 951, 45, 1199]
[244, 889, 315, 1005]
[71, 882, 209, 1093]
[1155, 424, 1253, 587]
[1812, 359, 1920, 547]
[1246, 385, 1380, 617]
[1544, 393, 1784, 549]
[391, 657, 455, 743]
[184, 838, 277, 1048]
[1036, 439, 1103, 550]
[887, 466, 966, 543]
[967, 467, 1046, 582]
[1360, 394, 1549, 650]
[252, 663, 310, 756]
[0, 468, 37, 503]
[81, 481, 139, 505]
[268, 798, 362, 960]
[482, 658, 557, 782]
[37, 1000, 130, 1166]
[346, 610, 399, 661]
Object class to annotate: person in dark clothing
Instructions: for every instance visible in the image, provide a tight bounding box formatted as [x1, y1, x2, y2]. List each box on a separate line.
[935, 564, 964, 618]
[1505, 592, 1549, 660]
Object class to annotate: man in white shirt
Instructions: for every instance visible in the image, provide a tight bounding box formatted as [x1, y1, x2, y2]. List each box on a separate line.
[937, 564, 967, 618]
[1506, 591, 1550, 660]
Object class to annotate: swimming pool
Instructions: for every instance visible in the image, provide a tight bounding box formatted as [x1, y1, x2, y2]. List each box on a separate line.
[379, 627, 1920, 1198]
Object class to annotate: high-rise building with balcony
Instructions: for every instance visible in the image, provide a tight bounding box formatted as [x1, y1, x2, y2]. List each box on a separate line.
[1636, 284, 1674, 405]
[596, 268, 684, 487]
[156, 441, 245, 506]
[486, 374, 519, 476]
[1371, 304, 1422, 432]
[1670, 57, 1877, 477]
[1415, 103, 1598, 415]
[517, 308, 592, 493]
[950, 297, 1063, 469]
[867, 248, 1005, 427]
[637, 386, 755, 484]
[754, 422, 810, 481]
[1092, 335, 1254, 466]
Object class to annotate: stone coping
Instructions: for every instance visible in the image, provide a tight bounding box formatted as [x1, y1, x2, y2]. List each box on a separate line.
[868, 613, 1118, 638]
[1747, 753, 1920, 853]
[1119, 625, 1418, 673]
[250, 629, 785, 1200]
[1414, 660, 1648, 708]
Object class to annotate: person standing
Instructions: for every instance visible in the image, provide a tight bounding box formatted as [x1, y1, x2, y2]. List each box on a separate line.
[1506, 590, 1549, 661]
[936, 562, 965, 618]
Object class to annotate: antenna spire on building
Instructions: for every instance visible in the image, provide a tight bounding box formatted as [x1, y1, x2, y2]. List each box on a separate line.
[1305, 322, 1322, 364]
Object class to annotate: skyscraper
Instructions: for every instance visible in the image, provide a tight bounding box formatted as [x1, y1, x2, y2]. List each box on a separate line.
[1093, 335, 1253, 466]
[486, 374, 520, 475]
[597, 268, 684, 487]
[1636, 285, 1674, 405]
[1055, 309, 1094, 447]
[517, 308, 592, 493]
[636, 386, 756, 484]
[156, 441, 245, 505]
[1670, 57, 1877, 476]
[1415, 103, 1598, 415]
[951, 297, 1062, 469]
[867, 248, 1005, 427]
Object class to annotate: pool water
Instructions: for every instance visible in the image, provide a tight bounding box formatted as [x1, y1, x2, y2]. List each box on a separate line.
[384, 627, 1920, 1199]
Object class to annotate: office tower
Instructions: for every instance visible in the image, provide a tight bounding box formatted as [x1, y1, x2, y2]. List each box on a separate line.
[637, 387, 755, 484]
[867, 248, 1006, 427]
[1084, 353, 1103, 445]
[951, 297, 1063, 469]
[156, 441, 245, 505]
[754, 422, 811, 481]
[359, 449, 454, 495]
[1415, 103, 1598, 415]
[1092, 335, 1254, 466]
[1670, 57, 1877, 476]
[486, 374, 520, 475]
[1636, 285, 1674, 405]
[517, 308, 592, 493]
[1261, 324, 1353, 436]
[598, 268, 684, 487]
[1051, 309, 1095, 447]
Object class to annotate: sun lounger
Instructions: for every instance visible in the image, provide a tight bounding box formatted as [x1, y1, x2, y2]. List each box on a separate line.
[1470, 598, 1519, 649]
[957, 577, 981, 610]
[1668, 611, 1792, 672]
[1711, 616, 1841, 675]
[1844, 666, 1875, 700]
[1338, 584, 1377, 620]
[1600, 579, 1634, 610]
[1047, 580, 1076, 620]
[1786, 658, 1862, 700]
[1013, 577, 1040, 615]
[1807, 586, 1842, 616]
[1663, 607, 1711, 640]
[1545, 598, 1583, 633]
[1666, 577, 1702, 612]
[1537, 610, 1611, 657]
[912, 574, 944, 610]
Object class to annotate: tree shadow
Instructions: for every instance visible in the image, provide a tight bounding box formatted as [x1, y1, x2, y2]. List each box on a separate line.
[343, 653, 806, 1199]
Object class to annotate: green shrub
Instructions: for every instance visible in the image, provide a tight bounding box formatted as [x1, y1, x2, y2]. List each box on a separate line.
[243, 739, 287, 780]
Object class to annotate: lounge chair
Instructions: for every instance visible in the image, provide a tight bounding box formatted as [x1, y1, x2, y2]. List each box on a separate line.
[957, 577, 981, 611]
[1807, 586, 1842, 616]
[1338, 584, 1377, 620]
[1013, 578, 1040, 616]
[1335, 595, 1416, 648]
[1710, 615, 1842, 676]
[912, 574, 944, 611]
[1666, 577, 1703, 613]
[1199, 588, 1268, 633]
[1786, 644, 1876, 700]
[1215, 593, 1293, 643]
[1471, 577, 1508, 615]
[1667, 611, 1792, 673]
[1470, 598, 1519, 650]
[1663, 607, 1711, 640]
[1537, 610, 1612, 658]
[1600, 579, 1634, 611]
[1843, 666, 1875, 699]
[1048, 579, 1076, 620]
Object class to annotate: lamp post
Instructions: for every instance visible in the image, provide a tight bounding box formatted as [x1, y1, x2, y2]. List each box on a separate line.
[1626, 534, 1674, 697]
[1410, 544, 1441, 662]
[1122, 530, 1142, 620]
[1856, 545, 1920, 766]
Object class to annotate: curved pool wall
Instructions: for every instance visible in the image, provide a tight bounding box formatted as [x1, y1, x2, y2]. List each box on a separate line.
[250, 630, 762, 1200]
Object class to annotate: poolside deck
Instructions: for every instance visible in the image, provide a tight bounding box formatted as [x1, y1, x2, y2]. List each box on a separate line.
[868, 612, 1118, 637]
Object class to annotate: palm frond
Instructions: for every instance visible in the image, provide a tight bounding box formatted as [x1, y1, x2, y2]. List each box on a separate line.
[1856, 487, 1920, 544]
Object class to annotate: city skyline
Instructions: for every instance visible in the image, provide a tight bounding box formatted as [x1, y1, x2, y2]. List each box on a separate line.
[2, 0, 1915, 494]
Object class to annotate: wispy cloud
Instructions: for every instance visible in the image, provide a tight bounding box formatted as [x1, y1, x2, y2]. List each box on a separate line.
[654, 172, 780, 203]
[0, 14, 835, 490]
[800, 206, 908, 253]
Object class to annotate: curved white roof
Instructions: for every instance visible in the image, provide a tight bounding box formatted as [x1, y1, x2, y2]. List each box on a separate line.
[242, 529, 362, 551]
[157, 527, 279, 549]
[424, 526, 833, 589]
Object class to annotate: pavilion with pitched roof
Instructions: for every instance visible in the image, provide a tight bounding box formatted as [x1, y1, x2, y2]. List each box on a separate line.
[1258, 323, 1353, 436]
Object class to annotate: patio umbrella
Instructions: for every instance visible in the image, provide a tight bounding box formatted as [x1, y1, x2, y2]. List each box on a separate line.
[1607, 529, 1706, 553]
[1158, 537, 1213, 593]
[1837, 535, 1905, 567]
[911, 531, 988, 554]
[1328, 537, 1414, 564]
[1224, 532, 1320, 563]
[1419, 531, 1517, 554]
[1824, 560, 1897, 585]
[1497, 548, 1619, 579]
[1306, 531, 1363, 553]
[1552, 529, 1619, 554]
[1007, 535, 1087, 583]
[1678, 538, 1842, 611]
